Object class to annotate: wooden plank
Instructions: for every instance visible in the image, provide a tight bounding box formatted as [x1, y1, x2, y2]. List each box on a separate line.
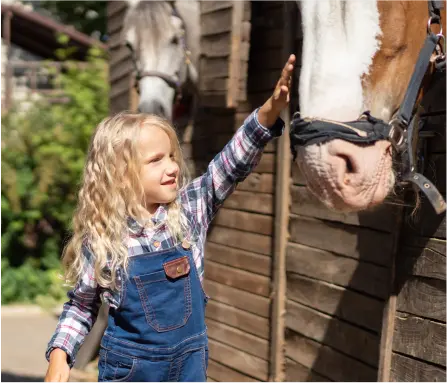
[285, 329, 377, 381]
[286, 300, 380, 367]
[202, 8, 233, 36]
[205, 260, 270, 297]
[208, 226, 272, 256]
[107, 12, 124, 36]
[396, 276, 446, 321]
[107, 1, 127, 19]
[208, 339, 268, 381]
[286, 242, 389, 299]
[200, 77, 229, 92]
[402, 198, 446, 239]
[213, 208, 273, 236]
[201, 33, 232, 58]
[393, 312, 446, 366]
[207, 359, 260, 382]
[206, 300, 269, 340]
[290, 185, 399, 233]
[403, 236, 446, 255]
[204, 279, 270, 318]
[223, 190, 273, 215]
[254, 153, 275, 173]
[398, 245, 446, 280]
[289, 215, 393, 266]
[205, 242, 271, 277]
[227, 0, 245, 108]
[287, 273, 384, 332]
[200, 57, 229, 78]
[110, 92, 130, 115]
[109, 47, 131, 71]
[201, 1, 233, 15]
[390, 352, 446, 382]
[207, 318, 269, 360]
[109, 60, 132, 84]
[285, 358, 331, 382]
[237, 173, 274, 194]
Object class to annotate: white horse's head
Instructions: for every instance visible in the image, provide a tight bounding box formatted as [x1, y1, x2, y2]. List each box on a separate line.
[123, 0, 199, 119]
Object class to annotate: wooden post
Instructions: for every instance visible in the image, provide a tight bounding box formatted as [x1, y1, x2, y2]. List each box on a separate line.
[377, 207, 404, 381]
[227, 1, 244, 108]
[3, 10, 13, 110]
[269, 2, 295, 381]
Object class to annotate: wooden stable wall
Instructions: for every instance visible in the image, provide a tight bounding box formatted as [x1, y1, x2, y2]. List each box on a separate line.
[107, 1, 135, 115]
[381, 73, 446, 382]
[200, 2, 281, 381]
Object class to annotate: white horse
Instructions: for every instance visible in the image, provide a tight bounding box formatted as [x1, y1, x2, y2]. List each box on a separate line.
[123, 0, 200, 121]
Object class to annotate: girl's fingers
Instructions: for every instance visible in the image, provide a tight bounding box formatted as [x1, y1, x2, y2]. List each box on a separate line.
[279, 55, 296, 87]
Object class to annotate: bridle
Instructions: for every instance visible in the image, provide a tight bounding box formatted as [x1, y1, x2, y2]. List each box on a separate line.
[126, 3, 194, 108]
[290, 1, 446, 214]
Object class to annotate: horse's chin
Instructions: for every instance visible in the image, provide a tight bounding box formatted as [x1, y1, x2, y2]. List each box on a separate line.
[297, 139, 395, 212]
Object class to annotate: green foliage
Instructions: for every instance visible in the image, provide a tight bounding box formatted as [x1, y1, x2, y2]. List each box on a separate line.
[30, 1, 107, 39]
[1, 49, 109, 305]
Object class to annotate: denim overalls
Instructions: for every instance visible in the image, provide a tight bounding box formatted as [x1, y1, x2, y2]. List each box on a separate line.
[98, 240, 208, 382]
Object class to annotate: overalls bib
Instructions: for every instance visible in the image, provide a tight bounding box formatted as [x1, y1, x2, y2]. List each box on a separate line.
[98, 242, 208, 382]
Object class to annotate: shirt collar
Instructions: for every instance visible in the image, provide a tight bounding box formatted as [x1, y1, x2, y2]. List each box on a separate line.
[127, 205, 168, 235]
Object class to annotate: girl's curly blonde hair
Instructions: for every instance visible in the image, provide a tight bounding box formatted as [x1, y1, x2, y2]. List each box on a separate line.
[62, 112, 189, 290]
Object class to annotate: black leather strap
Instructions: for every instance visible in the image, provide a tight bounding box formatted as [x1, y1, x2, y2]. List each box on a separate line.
[397, 33, 440, 125]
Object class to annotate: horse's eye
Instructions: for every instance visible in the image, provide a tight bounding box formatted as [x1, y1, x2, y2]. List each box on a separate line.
[125, 41, 134, 52]
[170, 36, 179, 45]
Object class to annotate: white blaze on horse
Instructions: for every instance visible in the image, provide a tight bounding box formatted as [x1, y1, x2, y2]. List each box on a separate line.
[123, 0, 200, 121]
[292, 0, 445, 213]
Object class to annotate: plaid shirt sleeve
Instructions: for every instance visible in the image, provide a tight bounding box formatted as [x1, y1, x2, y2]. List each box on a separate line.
[180, 108, 284, 231]
[45, 244, 102, 368]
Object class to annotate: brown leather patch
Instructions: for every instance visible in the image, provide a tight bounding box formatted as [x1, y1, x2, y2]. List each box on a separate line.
[163, 256, 190, 279]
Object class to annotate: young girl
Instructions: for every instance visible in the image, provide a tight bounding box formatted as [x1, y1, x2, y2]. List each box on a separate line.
[45, 55, 295, 382]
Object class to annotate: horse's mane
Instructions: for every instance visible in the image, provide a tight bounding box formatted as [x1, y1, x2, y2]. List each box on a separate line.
[123, 1, 173, 55]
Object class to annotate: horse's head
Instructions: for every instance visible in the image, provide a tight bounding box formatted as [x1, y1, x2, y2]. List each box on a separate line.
[123, 0, 198, 119]
[295, 0, 445, 212]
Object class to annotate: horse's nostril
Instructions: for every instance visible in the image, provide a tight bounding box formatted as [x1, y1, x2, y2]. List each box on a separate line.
[339, 154, 355, 173]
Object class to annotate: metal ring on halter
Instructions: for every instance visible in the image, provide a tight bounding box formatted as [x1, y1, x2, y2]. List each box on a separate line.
[388, 119, 406, 152]
[428, 16, 443, 36]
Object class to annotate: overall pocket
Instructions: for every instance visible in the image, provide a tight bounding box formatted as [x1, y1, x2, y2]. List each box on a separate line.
[99, 349, 137, 382]
[133, 256, 192, 332]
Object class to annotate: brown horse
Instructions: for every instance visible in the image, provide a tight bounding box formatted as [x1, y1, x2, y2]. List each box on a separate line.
[293, 1, 445, 212]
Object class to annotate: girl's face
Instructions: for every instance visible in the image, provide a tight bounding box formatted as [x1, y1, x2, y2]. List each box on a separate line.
[138, 125, 179, 214]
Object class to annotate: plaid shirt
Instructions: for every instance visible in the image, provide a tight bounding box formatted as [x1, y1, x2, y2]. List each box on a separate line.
[46, 109, 284, 367]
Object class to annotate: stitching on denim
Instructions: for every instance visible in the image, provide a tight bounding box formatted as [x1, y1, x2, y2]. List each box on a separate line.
[102, 329, 207, 352]
[201, 347, 206, 378]
[134, 276, 160, 331]
[111, 359, 138, 382]
[100, 350, 108, 381]
[175, 353, 183, 382]
[135, 273, 192, 332]
[168, 357, 176, 381]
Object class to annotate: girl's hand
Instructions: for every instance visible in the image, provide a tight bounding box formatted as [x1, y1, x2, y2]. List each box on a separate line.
[258, 54, 296, 128]
[45, 349, 70, 382]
